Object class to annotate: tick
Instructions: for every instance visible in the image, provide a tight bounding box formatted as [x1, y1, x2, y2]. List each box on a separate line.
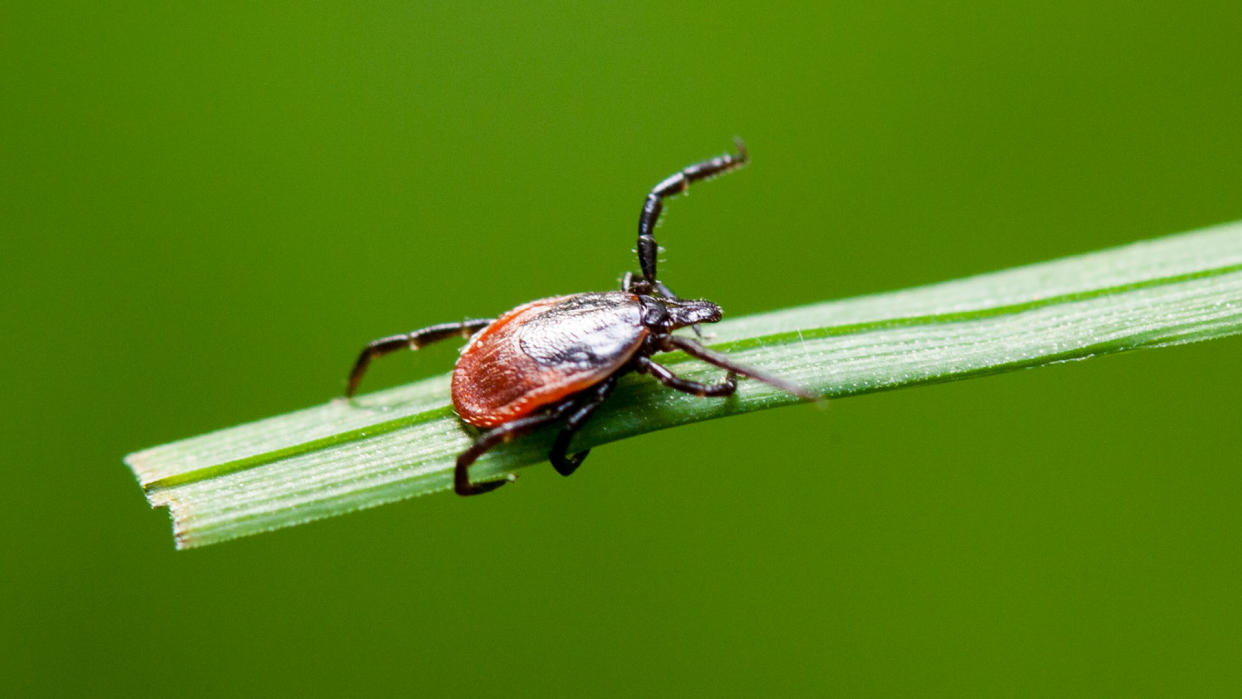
[345, 140, 817, 495]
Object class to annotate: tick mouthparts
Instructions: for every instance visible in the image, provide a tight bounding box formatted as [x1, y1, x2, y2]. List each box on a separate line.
[667, 299, 723, 327]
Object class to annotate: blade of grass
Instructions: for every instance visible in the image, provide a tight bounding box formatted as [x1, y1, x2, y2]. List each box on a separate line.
[126, 220, 1242, 548]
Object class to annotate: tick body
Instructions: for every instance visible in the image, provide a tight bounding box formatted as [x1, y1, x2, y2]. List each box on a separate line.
[452, 292, 648, 429]
[345, 140, 817, 495]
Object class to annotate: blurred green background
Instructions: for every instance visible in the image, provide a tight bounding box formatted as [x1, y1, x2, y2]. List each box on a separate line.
[5, 1, 1242, 696]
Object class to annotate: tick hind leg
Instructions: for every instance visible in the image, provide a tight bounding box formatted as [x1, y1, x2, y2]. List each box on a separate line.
[345, 319, 493, 397]
[455, 400, 577, 495]
[548, 376, 619, 477]
[635, 138, 748, 290]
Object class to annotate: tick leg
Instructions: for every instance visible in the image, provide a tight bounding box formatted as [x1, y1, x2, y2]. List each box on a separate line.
[455, 401, 576, 496]
[622, 270, 682, 300]
[549, 376, 618, 477]
[635, 355, 737, 397]
[636, 138, 748, 289]
[660, 335, 820, 401]
[345, 319, 493, 397]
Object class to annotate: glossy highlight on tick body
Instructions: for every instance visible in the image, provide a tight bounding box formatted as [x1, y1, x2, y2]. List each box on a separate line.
[345, 140, 818, 495]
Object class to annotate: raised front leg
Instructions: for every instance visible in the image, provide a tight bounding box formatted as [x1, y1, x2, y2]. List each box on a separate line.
[345, 319, 493, 397]
[635, 138, 748, 290]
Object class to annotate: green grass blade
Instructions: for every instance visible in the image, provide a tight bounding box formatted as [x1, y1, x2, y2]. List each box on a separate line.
[125, 220, 1242, 549]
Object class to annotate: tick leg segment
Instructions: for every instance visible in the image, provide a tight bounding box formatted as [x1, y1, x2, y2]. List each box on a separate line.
[621, 271, 683, 300]
[455, 399, 577, 495]
[635, 355, 737, 397]
[548, 376, 618, 477]
[636, 138, 748, 288]
[345, 319, 493, 397]
[660, 335, 820, 401]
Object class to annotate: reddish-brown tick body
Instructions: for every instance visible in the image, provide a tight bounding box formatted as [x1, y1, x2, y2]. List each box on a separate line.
[452, 292, 648, 428]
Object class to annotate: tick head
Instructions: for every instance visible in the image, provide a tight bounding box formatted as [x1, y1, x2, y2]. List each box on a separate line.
[640, 295, 723, 331]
